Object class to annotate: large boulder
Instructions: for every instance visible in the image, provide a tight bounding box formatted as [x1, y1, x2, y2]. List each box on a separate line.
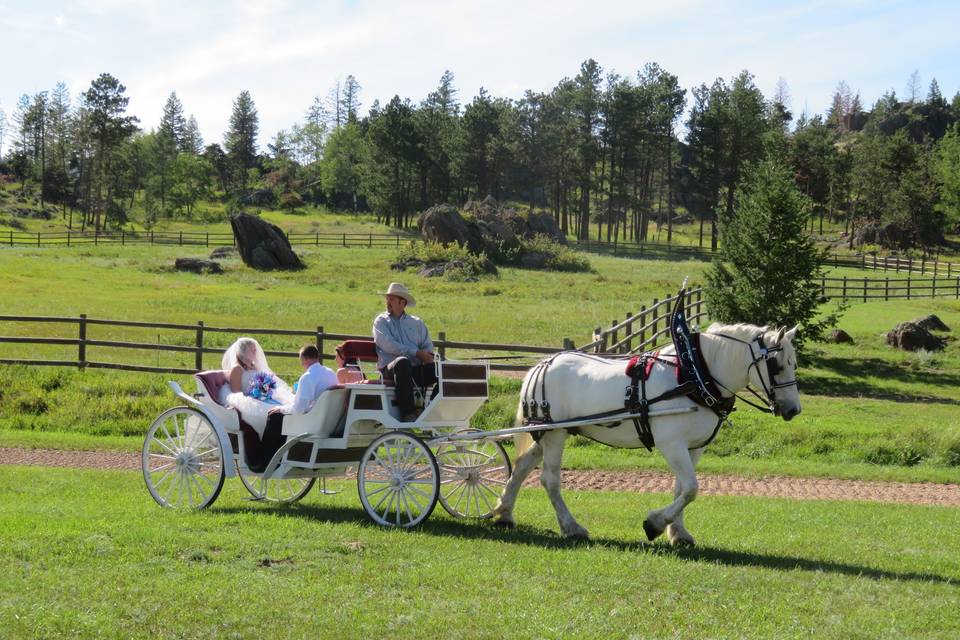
[229, 213, 304, 271]
[417, 204, 486, 254]
[886, 321, 946, 351]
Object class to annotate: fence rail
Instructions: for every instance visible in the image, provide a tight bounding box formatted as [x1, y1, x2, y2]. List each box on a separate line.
[0, 314, 572, 375]
[583, 287, 706, 355]
[820, 275, 960, 301]
[0, 229, 416, 249]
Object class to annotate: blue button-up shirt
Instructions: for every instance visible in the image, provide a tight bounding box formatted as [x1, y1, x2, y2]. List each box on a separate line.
[372, 311, 434, 369]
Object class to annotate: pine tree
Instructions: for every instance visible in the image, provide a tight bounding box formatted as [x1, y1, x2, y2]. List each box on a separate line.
[224, 90, 259, 194]
[705, 156, 827, 344]
[341, 75, 362, 124]
[158, 92, 186, 150]
[182, 115, 204, 154]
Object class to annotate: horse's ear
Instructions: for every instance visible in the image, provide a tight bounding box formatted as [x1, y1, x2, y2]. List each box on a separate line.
[785, 326, 799, 342]
[775, 327, 786, 343]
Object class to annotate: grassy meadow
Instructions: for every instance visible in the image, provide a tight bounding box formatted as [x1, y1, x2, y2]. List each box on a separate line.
[1, 466, 958, 640]
[0, 238, 959, 483]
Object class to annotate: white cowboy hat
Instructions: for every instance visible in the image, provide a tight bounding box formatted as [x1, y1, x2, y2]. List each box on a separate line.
[382, 282, 416, 307]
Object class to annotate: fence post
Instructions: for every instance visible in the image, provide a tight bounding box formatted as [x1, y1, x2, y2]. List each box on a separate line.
[37, 232, 40, 247]
[624, 312, 633, 353]
[563, 338, 574, 350]
[863, 277, 867, 302]
[206, 232, 209, 248]
[151, 230, 154, 245]
[78, 314, 87, 369]
[316, 231, 319, 246]
[956, 276, 959, 300]
[907, 275, 911, 299]
[94, 228, 99, 246]
[885, 277, 889, 301]
[368, 233, 372, 248]
[179, 231, 183, 246]
[610, 319, 618, 353]
[437, 331, 446, 360]
[842, 276, 847, 300]
[121, 230, 125, 246]
[8, 230, 12, 246]
[651, 299, 659, 346]
[316, 326, 324, 361]
[921, 257, 925, 275]
[67, 230, 71, 247]
[861, 254, 865, 270]
[342, 233, 346, 247]
[195, 321, 204, 371]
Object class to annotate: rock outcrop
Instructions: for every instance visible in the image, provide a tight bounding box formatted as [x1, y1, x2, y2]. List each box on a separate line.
[229, 213, 304, 271]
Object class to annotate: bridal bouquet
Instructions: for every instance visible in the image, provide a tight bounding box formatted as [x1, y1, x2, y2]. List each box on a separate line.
[248, 371, 279, 403]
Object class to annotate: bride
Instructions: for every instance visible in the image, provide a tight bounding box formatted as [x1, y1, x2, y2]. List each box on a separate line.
[219, 337, 295, 436]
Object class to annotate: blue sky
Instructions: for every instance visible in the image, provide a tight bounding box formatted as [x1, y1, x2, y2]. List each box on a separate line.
[2, 0, 958, 151]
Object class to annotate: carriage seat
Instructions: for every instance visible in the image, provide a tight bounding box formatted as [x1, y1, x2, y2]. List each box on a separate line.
[195, 370, 229, 406]
[280, 386, 350, 437]
[335, 340, 391, 385]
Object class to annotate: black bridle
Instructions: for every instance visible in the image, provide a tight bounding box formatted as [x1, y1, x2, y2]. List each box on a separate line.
[712, 332, 798, 415]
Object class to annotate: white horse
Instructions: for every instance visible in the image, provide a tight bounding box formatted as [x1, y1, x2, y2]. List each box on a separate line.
[492, 323, 801, 546]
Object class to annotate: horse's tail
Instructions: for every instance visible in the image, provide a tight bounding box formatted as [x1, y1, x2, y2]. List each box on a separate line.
[513, 401, 535, 456]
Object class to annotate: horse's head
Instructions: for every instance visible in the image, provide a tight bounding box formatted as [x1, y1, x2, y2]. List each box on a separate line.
[750, 326, 801, 421]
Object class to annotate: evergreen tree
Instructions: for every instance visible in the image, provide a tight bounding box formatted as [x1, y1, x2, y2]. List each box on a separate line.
[341, 75, 362, 124]
[224, 90, 259, 194]
[182, 115, 204, 154]
[158, 92, 186, 150]
[937, 123, 960, 230]
[82, 73, 139, 229]
[705, 157, 826, 344]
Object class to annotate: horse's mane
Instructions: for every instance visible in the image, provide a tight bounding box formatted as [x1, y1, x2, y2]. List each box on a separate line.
[704, 322, 771, 341]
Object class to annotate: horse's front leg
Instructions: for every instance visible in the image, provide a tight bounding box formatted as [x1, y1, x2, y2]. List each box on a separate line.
[492, 436, 543, 528]
[539, 430, 589, 539]
[644, 440, 698, 542]
[665, 447, 704, 547]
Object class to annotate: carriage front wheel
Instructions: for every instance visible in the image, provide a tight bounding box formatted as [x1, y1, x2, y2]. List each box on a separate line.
[237, 465, 316, 503]
[358, 431, 439, 527]
[143, 407, 225, 510]
[435, 432, 512, 519]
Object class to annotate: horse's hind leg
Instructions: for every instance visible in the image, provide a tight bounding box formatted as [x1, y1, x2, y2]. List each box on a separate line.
[666, 447, 704, 547]
[539, 430, 589, 539]
[492, 437, 543, 528]
[643, 441, 698, 542]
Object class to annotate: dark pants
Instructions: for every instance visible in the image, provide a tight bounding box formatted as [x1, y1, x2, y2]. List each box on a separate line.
[384, 357, 438, 415]
[253, 412, 287, 472]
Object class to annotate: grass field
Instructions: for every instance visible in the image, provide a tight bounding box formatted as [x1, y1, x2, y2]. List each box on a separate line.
[1, 466, 958, 639]
[1, 240, 959, 483]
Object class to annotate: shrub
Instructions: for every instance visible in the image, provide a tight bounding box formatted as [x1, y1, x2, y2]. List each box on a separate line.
[519, 234, 592, 272]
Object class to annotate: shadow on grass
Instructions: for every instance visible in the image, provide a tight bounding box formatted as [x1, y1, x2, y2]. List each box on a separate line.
[213, 500, 957, 587]
[802, 353, 960, 405]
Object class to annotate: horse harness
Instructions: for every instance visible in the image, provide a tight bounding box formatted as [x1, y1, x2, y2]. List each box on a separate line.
[521, 289, 795, 452]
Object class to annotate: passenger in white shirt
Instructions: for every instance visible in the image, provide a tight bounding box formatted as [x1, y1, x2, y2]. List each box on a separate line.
[253, 344, 338, 472]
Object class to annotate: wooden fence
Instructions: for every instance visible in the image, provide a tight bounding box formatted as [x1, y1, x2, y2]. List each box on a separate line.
[820, 275, 960, 302]
[1, 229, 415, 248]
[825, 253, 957, 277]
[583, 287, 706, 355]
[0, 315, 572, 375]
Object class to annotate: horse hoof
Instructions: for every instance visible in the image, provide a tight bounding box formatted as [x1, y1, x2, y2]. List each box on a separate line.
[643, 518, 663, 541]
[493, 519, 516, 530]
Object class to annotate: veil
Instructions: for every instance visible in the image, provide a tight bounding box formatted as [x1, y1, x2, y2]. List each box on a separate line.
[221, 337, 274, 374]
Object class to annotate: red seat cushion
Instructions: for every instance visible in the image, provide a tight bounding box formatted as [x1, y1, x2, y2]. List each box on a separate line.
[336, 340, 378, 364]
[196, 370, 228, 405]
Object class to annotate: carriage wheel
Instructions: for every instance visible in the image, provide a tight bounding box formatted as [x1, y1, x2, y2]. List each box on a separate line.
[143, 407, 225, 510]
[435, 432, 512, 519]
[358, 431, 439, 527]
[237, 464, 316, 503]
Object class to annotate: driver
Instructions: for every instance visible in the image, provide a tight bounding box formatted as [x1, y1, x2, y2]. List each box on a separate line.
[372, 282, 436, 422]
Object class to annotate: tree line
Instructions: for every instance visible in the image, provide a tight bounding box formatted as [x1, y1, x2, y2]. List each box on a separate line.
[3, 63, 959, 253]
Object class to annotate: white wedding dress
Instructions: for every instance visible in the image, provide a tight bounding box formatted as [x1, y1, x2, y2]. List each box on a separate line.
[218, 339, 295, 436]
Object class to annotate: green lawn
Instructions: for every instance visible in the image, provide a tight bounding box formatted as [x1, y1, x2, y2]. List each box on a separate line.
[0, 466, 957, 639]
[2, 241, 959, 483]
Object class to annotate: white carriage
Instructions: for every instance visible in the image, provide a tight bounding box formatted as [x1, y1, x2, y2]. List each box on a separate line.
[142, 340, 512, 527]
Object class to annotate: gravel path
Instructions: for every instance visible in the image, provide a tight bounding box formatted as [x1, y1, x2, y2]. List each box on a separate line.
[3, 447, 959, 506]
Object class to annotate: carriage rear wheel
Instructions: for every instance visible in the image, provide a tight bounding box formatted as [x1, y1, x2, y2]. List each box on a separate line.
[358, 431, 439, 527]
[237, 465, 316, 503]
[435, 431, 512, 519]
[143, 407, 225, 510]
